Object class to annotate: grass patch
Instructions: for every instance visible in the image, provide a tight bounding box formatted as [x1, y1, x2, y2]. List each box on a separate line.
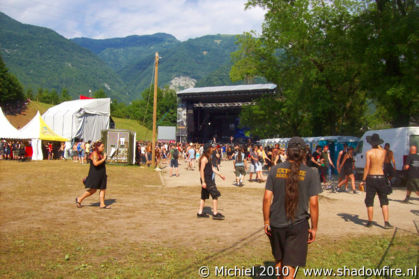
[112, 117, 151, 141]
[0, 230, 417, 278]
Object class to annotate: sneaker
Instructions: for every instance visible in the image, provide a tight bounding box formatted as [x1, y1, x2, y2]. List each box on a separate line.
[366, 221, 373, 227]
[212, 213, 225, 220]
[197, 212, 209, 218]
[353, 190, 358, 194]
[239, 182, 244, 187]
[384, 222, 394, 229]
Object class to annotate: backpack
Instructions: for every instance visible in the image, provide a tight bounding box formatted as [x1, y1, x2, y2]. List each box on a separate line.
[173, 148, 179, 159]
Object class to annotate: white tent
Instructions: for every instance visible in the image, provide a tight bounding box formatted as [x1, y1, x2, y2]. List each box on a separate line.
[42, 98, 111, 142]
[17, 111, 68, 160]
[0, 107, 20, 139]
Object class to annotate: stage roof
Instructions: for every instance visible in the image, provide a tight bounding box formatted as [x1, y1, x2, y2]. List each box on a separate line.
[177, 83, 277, 96]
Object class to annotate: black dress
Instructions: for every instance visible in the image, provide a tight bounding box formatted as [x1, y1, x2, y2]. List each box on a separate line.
[84, 157, 107, 189]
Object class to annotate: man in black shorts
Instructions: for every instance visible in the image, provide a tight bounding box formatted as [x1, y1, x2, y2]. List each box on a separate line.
[403, 145, 419, 203]
[263, 137, 321, 278]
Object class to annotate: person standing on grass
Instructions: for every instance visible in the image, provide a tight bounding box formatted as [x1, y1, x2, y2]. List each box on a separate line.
[197, 144, 226, 220]
[359, 134, 393, 229]
[402, 145, 419, 203]
[263, 137, 321, 279]
[321, 145, 335, 187]
[75, 141, 111, 209]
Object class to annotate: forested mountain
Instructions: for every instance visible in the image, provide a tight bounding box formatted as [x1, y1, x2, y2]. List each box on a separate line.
[0, 12, 241, 102]
[0, 12, 131, 102]
[73, 34, 241, 95]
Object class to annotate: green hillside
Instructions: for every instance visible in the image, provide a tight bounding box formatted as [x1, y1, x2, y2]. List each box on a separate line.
[73, 34, 240, 95]
[112, 117, 152, 141]
[0, 12, 131, 102]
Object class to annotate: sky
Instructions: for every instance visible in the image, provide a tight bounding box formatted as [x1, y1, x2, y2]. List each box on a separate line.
[1, 0, 265, 41]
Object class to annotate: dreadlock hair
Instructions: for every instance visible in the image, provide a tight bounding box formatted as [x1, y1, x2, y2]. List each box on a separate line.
[285, 146, 306, 221]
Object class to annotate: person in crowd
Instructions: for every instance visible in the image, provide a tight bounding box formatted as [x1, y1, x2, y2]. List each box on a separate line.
[336, 147, 357, 193]
[383, 143, 396, 181]
[321, 145, 335, 187]
[146, 143, 152, 167]
[72, 141, 78, 162]
[211, 145, 221, 171]
[18, 141, 26, 161]
[47, 142, 54, 160]
[248, 145, 258, 182]
[311, 145, 323, 182]
[197, 143, 226, 220]
[336, 144, 349, 191]
[169, 144, 180, 177]
[359, 134, 393, 229]
[263, 137, 321, 278]
[75, 141, 110, 209]
[256, 147, 266, 183]
[279, 148, 287, 163]
[0, 140, 4, 160]
[85, 140, 91, 163]
[402, 145, 419, 203]
[58, 142, 65, 160]
[233, 145, 247, 186]
[187, 143, 196, 170]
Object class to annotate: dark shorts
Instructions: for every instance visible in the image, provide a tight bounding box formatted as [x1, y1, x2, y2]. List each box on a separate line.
[234, 165, 246, 177]
[269, 219, 309, 267]
[406, 178, 419, 192]
[383, 163, 394, 177]
[200, 179, 221, 200]
[170, 159, 178, 168]
[365, 176, 389, 207]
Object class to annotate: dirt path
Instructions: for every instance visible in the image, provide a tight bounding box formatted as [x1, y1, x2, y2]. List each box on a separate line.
[0, 160, 418, 255]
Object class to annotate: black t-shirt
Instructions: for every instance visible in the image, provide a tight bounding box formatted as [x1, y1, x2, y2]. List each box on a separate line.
[406, 154, 419, 179]
[311, 151, 321, 168]
[265, 161, 322, 228]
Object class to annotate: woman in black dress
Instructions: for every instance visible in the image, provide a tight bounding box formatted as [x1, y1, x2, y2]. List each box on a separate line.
[75, 141, 110, 209]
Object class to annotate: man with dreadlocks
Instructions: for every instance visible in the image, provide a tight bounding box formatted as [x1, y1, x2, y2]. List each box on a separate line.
[263, 137, 321, 278]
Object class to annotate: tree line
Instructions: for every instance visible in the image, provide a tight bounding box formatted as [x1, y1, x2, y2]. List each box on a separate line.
[231, 0, 418, 138]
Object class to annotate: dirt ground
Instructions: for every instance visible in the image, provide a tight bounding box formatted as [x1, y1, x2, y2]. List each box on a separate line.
[0, 158, 417, 254]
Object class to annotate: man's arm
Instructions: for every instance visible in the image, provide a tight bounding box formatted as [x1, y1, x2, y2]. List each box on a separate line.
[362, 151, 371, 182]
[391, 152, 396, 169]
[328, 153, 335, 168]
[308, 195, 318, 244]
[200, 157, 207, 188]
[263, 189, 273, 236]
[337, 151, 343, 172]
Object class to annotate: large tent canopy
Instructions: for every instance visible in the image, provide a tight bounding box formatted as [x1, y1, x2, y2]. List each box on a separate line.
[17, 111, 68, 160]
[0, 107, 20, 139]
[42, 98, 110, 142]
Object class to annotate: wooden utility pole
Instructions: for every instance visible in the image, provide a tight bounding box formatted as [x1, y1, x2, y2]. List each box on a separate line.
[151, 52, 159, 168]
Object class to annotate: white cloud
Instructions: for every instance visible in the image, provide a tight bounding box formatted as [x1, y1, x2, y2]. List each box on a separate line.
[1, 0, 265, 40]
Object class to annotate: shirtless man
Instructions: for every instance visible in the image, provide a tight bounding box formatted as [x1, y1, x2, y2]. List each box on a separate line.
[360, 134, 393, 229]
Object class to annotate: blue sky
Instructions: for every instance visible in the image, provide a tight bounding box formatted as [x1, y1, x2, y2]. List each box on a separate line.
[1, 0, 265, 41]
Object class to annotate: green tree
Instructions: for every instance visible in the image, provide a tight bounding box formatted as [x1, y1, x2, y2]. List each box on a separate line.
[60, 89, 72, 102]
[93, 89, 107, 98]
[351, 0, 419, 126]
[0, 55, 24, 106]
[233, 0, 369, 137]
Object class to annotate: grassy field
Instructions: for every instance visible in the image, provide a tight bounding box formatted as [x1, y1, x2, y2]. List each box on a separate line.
[0, 160, 417, 279]
[5, 101, 151, 140]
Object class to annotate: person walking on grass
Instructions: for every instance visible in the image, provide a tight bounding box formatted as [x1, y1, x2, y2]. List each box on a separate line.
[75, 141, 111, 209]
[197, 143, 226, 220]
[359, 134, 393, 229]
[263, 137, 321, 279]
[336, 144, 349, 191]
[402, 145, 419, 203]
